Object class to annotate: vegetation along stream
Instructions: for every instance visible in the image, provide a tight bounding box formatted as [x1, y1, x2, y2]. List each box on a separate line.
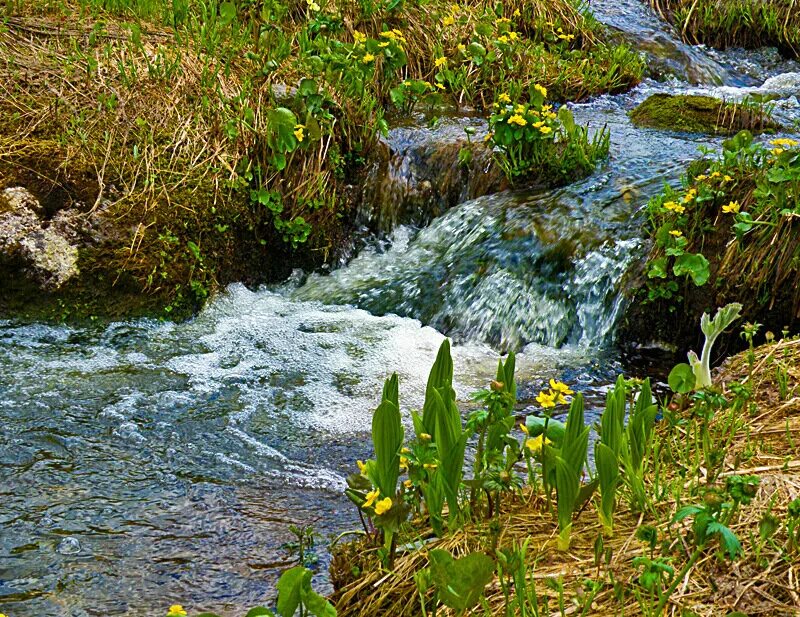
[1, 0, 799, 615]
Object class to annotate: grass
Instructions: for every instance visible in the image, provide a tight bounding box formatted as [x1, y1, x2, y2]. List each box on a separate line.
[330, 337, 800, 616]
[650, 0, 800, 59]
[0, 0, 644, 316]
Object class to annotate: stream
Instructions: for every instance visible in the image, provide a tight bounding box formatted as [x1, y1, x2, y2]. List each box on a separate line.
[1, 1, 799, 615]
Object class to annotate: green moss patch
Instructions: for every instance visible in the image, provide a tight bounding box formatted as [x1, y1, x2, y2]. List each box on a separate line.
[630, 94, 780, 135]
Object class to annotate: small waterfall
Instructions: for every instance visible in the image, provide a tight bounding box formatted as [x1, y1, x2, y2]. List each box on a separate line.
[359, 116, 505, 232]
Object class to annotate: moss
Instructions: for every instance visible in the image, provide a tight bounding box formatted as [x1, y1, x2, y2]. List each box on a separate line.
[630, 94, 780, 134]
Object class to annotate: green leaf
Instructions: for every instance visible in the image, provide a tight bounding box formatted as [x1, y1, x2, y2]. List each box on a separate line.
[596, 442, 619, 531]
[245, 608, 276, 617]
[219, 1, 236, 24]
[428, 549, 495, 611]
[298, 78, 318, 97]
[267, 107, 299, 153]
[372, 374, 403, 498]
[707, 522, 742, 559]
[673, 252, 710, 286]
[668, 363, 696, 393]
[276, 566, 307, 617]
[647, 257, 668, 279]
[301, 588, 337, 617]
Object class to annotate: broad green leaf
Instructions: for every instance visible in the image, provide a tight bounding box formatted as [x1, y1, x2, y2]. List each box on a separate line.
[668, 363, 696, 393]
[219, 1, 236, 24]
[276, 566, 307, 617]
[428, 550, 495, 611]
[301, 589, 337, 617]
[267, 107, 299, 153]
[673, 252, 710, 286]
[707, 522, 742, 559]
[245, 608, 276, 617]
[372, 374, 403, 498]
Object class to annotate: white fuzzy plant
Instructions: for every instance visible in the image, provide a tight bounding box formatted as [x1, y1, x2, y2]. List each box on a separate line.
[687, 303, 743, 389]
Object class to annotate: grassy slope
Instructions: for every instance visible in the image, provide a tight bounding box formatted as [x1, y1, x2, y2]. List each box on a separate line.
[650, 0, 800, 58]
[331, 338, 800, 616]
[0, 0, 644, 318]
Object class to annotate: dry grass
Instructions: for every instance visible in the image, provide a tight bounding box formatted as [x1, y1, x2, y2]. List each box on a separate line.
[331, 339, 800, 617]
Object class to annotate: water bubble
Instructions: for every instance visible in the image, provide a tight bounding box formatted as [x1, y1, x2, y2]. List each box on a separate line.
[56, 536, 81, 555]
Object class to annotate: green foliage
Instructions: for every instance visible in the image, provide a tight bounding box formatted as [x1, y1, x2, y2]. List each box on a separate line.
[683, 303, 743, 390]
[426, 549, 495, 613]
[552, 394, 590, 551]
[644, 132, 800, 309]
[489, 92, 609, 185]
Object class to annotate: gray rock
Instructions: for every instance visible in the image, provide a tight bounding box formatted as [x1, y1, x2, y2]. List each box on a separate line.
[0, 187, 80, 290]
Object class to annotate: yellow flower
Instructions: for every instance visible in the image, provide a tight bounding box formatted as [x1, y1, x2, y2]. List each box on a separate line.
[378, 41, 389, 47]
[457, 43, 466, 52]
[495, 17, 511, 25]
[307, 0, 320, 10]
[497, 35, 509, 44]
[532, 120, 545, 128]
[770, 138, 799, 148]
[356, 459, 367, 474]
[536, 390, 556, 408]
[362, 53, 375, 63]
[722, 200, 740, 214]
[443, 15, 455, 26]
[484, 131, 493, 142]
[549, 379, 574, 396]
[374, 497, 393, 515]
[403, 479, 413, 489]
[513, 8, 521, 16]
[669, 229, 683, 237]
[534, 83, 547, 98]
[695, 174, 707, 181]
[682, 189, 696, 203]
[508, 31, 518, 41]
[363, 488, 380, 508]
[293, 124, 305, 142]
[525, 435, 551, 454]
[420, 432, 432, 441]
[539, 125, 552, 135]
[520, 423, 529, 434]
[434, 56, 447, 68]
[771, 147, 784, 156]
[399, 456, 409, 470]
[353, 30, 366, 44]
[663, 200, 686, 214]
[723, 174, 733, 182]
[498, 93, 511, 104]
[710, 171, 721, 178]
[508, 114, 527, 126]
[423, 462, 438, 471]
[401, 447, 411, 454]
[436, 82, 446, 90]
[543, 111, 557, 120]
[515, 104, 526, 114]
[167, 606, 187, 617]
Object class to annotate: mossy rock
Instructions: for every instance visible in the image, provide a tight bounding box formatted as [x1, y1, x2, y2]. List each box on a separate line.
[630, 93, 779, 134]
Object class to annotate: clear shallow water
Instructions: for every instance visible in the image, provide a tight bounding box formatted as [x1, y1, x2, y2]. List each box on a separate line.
[3, 2, 800, 615]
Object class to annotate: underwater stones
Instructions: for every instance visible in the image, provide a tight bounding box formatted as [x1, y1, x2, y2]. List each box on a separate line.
[0, 187, 80, 290]
[630, 93, 780, 134]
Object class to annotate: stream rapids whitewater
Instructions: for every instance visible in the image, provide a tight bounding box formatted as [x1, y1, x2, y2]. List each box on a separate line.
[2, 2, 800, 615]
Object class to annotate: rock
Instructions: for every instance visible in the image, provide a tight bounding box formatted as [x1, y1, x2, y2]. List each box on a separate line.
[630, 93, 781, 134]
[0, 187, 80, 290]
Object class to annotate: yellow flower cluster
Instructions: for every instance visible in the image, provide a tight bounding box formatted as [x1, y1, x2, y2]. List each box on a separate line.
[555, 27, 575, 41]
[771, 138, 799, 148]
[663, 200, 686, 214]
[533, 83, 547, 98]
[683, 187, 697, 203]
[167, 606, 187, 617]
[508, 114, 527, 126]
[306, 0, 320, 11]
[536, 379, 574, 408]
[434, 56, 448, 68]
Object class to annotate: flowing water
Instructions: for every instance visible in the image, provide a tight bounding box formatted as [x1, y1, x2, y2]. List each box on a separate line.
[2, 2, 800, 615]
